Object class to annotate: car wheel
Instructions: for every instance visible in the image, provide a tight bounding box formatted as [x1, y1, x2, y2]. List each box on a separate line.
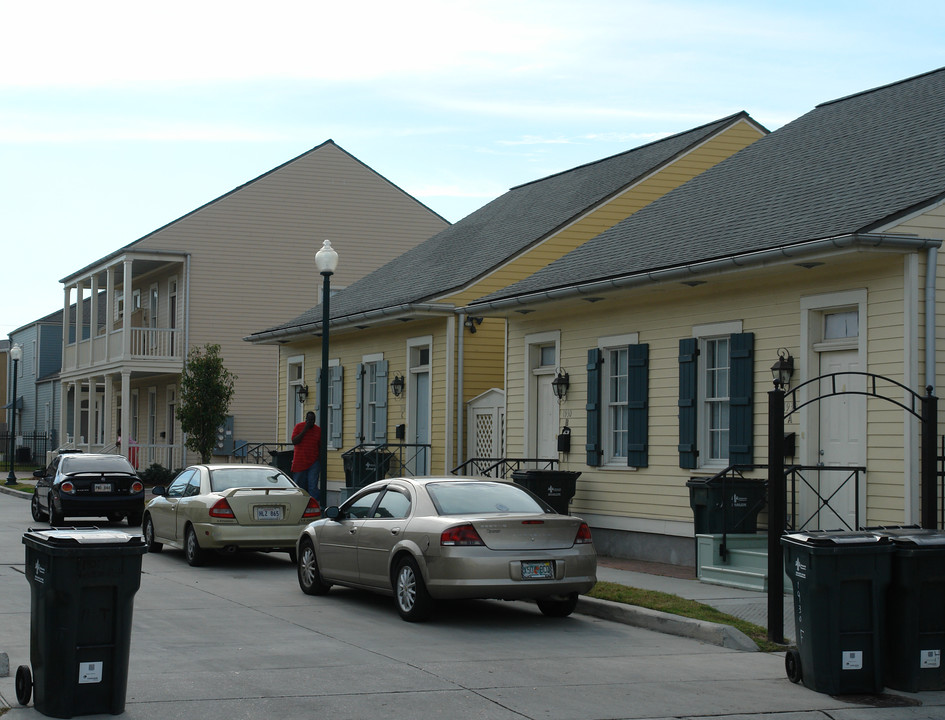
[297, 538, 330, 595]
[49, 496, 64, 526]
[393, 556, 433, 622]
[142, 514, 163, 553]
[126, 511, 143, 527]
[185, 525, 206, 567]
[30, 494, 47, 522]
[15, 665, 32, 706]
[536, 592, 579, 618]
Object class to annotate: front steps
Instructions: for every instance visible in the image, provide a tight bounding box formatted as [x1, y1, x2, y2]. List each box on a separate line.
[696, 533, 791, 592]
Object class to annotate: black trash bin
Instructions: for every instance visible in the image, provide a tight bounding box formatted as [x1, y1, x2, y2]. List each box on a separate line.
[686, 476, 766, 534]
[269, 449, 294, 475]
[19, 528, 147, 718]
[865, 527, 945, 692]
[511, 470, 581, 515]
[342, 448, 394, 491]
[781, 531, 894, 695]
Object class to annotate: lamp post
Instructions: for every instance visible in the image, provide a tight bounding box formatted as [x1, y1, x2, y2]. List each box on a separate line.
[315, 240, 338, 508]
[6, 343, 22, 485]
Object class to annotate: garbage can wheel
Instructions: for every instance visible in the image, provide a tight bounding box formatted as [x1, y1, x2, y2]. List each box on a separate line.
[15, 664, 32, 706]
[785, 649, 802, 684]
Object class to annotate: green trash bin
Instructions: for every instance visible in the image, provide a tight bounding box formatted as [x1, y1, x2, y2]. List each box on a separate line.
[19, 528, 147, 718]
[269, 449, 294, 475]
[511, 470, 580, 515]
[342, 448, 394, 490]
[686, 476, 766, 534]
[866, 527, 945, 692]
[781, 530, 894, 695]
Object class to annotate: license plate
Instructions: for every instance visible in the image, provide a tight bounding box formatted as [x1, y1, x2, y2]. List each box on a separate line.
[255, 506, 283, 521]
[521, 560, 554, 580]
[94, 483, 112, 493]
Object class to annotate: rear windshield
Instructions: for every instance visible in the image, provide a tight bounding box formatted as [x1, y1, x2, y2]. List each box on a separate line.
[426, 481, 546, 515]
[209, 467, 295, 492]
[61, 455, 137, 475]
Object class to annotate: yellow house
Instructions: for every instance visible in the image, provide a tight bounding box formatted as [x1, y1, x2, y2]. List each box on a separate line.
[247, 114, 767, 498]
[464, 68, 945, 571]
[56, 141, 448, 469]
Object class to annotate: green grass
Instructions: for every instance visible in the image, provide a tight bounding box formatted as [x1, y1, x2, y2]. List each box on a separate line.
[586, 580, 789, 652]
[4, 483, 34, 494]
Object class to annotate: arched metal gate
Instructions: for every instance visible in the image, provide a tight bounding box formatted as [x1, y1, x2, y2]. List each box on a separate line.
[766, 372, 938, 642]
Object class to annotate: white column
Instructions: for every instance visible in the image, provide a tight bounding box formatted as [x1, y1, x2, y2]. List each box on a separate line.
[103, 373, 113, 449]
[75, 280, 85, 368]
[58, 382, 68, 448]
[72, 381, 81, 446]
[89, 274, 98, 366]
[122, 260, 133, 358]
[62, 285, 71, 361]
[121, 371, 131, 462]
[105, 266, 115, 360]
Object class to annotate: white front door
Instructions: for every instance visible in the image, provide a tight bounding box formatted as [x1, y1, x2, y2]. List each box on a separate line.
[536, 374, 558, 460]
[805, 348, 865, 530]
[409, 370, 431, 475]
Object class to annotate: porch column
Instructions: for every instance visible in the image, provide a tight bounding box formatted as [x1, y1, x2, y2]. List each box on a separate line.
[62, 285, 71, 365]
[75, 280, 85, 368]
[72, 381, 81, 446]
[103, 373, 114, 450]
[122, 259, 133, 359]
[120, 371, 131, 462]
[89, 273, 98, 366]
[58, 381, 68, 449]
[105, 266, 115, 359]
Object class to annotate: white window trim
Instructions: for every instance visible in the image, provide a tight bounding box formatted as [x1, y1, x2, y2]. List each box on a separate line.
[692, 320, 743, 470]
[598, 332, 639, 468]
[359, 353, 385, 445]
[523, 331, 560, 458]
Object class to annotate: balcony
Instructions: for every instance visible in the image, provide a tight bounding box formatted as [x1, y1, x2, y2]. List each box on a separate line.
[63, 325, 183, 372]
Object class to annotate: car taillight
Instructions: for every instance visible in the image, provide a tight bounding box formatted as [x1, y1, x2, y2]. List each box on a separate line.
[302, 497, 321, 519]
[131, 480, 144, 493]
[60, 481, 75, 494]
[209, 498, 235, 518]
[575, 523, 593, 544]
[441, 524, 485, 546]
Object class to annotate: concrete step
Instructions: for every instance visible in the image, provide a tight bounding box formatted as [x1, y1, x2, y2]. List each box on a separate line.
[698, 564, 768, 592]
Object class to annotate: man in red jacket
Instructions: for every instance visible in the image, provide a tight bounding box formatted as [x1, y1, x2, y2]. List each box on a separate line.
[290, 411, 321, 497]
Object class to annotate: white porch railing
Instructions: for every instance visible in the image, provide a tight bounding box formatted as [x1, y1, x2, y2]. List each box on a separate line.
[64, 326, 183, 371]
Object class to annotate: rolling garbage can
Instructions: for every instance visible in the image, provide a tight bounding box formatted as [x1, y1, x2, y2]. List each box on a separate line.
[342, 448, 394, 491]
[511, 470, 580, 515]
[686, 476, 766, 534]
[19, 528, 147, 718]
[269, 449, 294, 475]
[865, 526, 945, 692]
[781, 530, 894, 695]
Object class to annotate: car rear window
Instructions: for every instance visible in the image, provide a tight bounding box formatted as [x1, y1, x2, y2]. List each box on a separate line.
[61, 455, 137, 475]
[426, 481, 546, 515]
[209, 467, 295, 492]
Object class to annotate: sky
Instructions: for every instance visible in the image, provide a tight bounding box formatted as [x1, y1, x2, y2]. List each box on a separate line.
[2, 0, 944, 337]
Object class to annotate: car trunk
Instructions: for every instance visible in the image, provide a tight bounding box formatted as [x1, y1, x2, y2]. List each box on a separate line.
[468, 515, 581, 550]
[222, 488, 309, 525]
[65, 472, 139, 496]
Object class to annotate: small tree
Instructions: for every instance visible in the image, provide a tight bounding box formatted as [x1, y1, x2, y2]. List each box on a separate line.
[176, 344, 237, 463]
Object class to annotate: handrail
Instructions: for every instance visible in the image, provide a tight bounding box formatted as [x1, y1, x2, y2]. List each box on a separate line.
[451, 457, 559, 478]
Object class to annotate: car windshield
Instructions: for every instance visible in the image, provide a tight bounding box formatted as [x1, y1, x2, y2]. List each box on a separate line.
[61, 455, 137, 475]
[209, 467, 295, 492]
[426, 481, 546, 515]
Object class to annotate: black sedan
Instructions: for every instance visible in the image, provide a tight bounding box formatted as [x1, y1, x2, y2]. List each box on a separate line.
[31, 453, 145, 526]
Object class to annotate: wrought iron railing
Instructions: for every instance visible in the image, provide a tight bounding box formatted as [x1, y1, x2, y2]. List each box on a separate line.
[451, 457, 559, 478]
[232, 441, 293, 465]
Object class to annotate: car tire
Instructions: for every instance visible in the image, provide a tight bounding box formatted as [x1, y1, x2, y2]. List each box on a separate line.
[297, 538, 330, 595]
[142, 514, 163, 553]
[393, 556, 433, 622]
[185, 525, 206, 567]
[30, 494, 47, 522]
[126, 511, 143, 527]
[49, 496, 64, 526]
[536, 592, 579, 618]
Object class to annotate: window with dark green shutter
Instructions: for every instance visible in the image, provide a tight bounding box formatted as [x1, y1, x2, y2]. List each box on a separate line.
[585, 349, 603, 466]
[728, 333, 754, 465]
[678, 338, 698, 469]
[626, 344, 649, 467]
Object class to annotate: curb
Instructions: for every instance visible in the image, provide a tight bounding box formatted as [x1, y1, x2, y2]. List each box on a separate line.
[576, 596, 759, 652]
[0, 486, 29, 499]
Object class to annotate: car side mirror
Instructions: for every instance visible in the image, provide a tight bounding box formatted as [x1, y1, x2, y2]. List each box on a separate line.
[32, 469, 44, 478]
[325, 506, 341, 520]
[151, 485, 167, 497]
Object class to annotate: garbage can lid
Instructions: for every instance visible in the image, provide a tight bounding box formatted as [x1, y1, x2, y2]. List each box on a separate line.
[782, 530, 891, 547]
[889, 531, 945, 547]
[23, 528, 146, 547]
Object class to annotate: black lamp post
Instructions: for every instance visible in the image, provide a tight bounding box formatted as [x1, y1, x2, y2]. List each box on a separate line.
[6, 343, 22, 485]
[315, 240, 338, 508]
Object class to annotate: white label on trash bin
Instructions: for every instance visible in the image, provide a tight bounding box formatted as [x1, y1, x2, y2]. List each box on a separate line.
[842, 651, 863, 670]
[921, 650, 941, 669]
[78, 662, 103, 684]
[793, 558, 807, 579]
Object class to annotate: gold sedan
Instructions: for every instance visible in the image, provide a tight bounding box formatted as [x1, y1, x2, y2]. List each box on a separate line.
[143, 464, 321, 566]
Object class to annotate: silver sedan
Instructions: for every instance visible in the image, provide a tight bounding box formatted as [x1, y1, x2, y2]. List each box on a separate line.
[296, 476, 597, 621]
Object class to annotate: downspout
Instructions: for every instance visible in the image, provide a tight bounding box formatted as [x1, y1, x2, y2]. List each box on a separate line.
[457, 311, 465, 470]
[926, 247, 938, 391]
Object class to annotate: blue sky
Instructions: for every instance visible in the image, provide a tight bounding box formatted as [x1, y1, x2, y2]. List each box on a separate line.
[2, 0, 943, 336]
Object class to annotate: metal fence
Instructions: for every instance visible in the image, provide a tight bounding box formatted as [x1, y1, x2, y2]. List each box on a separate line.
[0, 432, 50, 466]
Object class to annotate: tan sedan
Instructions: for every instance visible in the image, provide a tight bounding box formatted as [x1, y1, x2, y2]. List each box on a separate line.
[297, 476, 597, 621]
[143, 464, 321, 566]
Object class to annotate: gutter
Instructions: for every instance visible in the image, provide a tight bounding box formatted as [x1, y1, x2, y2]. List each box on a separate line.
[927, 247, 938, 391]
[464, 233, 942, 314]
[245, 303, 454, 344]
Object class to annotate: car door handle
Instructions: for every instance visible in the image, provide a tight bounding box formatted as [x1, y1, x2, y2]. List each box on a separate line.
[348, 527, 357, 535]
[390, 528, 401, 536]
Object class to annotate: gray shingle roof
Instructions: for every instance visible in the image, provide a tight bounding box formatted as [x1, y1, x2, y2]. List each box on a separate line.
[472, 68, 945, 306]
[251, 113, 760, 338]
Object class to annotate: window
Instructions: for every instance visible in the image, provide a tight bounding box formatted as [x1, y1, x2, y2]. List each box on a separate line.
[356, 357, 388, 445]
[824, 310, 858, 341]
[678, 327, 753, 469]
[586, 335, 648, 468]
[372, 487, 411, 519]
[287, 357, 305, 434]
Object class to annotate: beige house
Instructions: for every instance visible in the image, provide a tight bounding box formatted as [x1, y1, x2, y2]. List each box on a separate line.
[465, 68, 945, 569]
[247, 114, 767, 497]
[57, 140, 448, 469]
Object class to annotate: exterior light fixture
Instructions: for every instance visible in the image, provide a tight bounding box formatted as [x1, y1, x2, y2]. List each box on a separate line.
[390, 375, 405, 398]
[464, 316, 483, 333]
[770, 349, 795, 389]
[551, 368, 570, 401]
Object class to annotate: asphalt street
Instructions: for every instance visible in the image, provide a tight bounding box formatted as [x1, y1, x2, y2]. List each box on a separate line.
[1, 486, 943, 720]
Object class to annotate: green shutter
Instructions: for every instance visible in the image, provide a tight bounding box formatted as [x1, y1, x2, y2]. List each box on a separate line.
[329, 365, 343, 450]
[678, 338, 698, 469]
[585, 348, 603, 466]
[355, 363, 365, 443]
[728, 332, 754, 465]
[627, 344, 649, 468]
[374, 360, 388, 443]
